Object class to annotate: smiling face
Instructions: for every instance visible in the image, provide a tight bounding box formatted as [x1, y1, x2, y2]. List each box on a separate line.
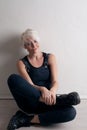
[24, 36, 40, 54]
[21, 29, 41, 54]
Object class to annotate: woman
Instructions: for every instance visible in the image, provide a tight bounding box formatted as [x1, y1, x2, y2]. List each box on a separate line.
[7, 29, 80, 130]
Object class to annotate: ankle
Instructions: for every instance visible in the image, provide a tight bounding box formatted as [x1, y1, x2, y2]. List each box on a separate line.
[30, 115, 40, 124]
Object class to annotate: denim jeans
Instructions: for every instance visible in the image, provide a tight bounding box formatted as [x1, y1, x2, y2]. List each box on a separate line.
[7, 74, 76, 126]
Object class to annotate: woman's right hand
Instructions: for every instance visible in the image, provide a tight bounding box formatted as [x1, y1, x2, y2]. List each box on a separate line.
[40, 87, 52, 105]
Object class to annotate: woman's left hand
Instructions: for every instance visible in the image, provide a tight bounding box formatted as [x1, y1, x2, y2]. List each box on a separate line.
[50, 90, 56, 105]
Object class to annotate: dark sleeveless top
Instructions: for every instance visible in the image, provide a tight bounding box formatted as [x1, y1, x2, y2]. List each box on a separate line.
[21, 52, 51, 89]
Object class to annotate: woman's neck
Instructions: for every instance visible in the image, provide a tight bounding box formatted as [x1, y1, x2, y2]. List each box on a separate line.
[28, 51, 43, 60]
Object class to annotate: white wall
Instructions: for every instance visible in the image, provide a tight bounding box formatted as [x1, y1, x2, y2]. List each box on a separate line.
[0, 0, 87, 99]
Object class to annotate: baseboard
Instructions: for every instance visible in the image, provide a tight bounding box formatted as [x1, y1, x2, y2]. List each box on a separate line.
[0, 95, 87, 100]
[0, 96, 13, 100]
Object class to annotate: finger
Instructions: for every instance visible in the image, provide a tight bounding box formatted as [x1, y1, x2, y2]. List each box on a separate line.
[44, 96, 49, 104]
[53, 97, 56, 105]
[51, 95, 56, 105]
[48, 95, 53, 105]
[48, 96, 53, 105]
[45, 96, 50, 105]
[45, 96, 51, 105]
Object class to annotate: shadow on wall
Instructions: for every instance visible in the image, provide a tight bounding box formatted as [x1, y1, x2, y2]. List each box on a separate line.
[0, 34, 24, 97]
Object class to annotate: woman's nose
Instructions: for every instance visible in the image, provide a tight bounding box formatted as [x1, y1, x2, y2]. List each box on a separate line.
[31, 42, 36, 48]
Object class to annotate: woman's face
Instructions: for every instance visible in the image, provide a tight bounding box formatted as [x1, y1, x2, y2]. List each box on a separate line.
[24, 36, 40, 53]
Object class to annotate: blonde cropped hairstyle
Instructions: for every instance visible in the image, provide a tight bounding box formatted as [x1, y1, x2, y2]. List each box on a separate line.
[21, 29, 40, 43]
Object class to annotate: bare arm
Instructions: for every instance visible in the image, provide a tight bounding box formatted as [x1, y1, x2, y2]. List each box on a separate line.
[45, 54, 59, 105]
[48, 54, 59, 93]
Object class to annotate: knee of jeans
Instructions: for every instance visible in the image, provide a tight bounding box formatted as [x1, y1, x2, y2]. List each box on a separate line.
[68, 106, 76, 121]
[7, 74, 18, 88]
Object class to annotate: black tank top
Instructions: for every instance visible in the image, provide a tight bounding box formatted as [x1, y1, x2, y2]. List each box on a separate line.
[21, 52, 51, 89]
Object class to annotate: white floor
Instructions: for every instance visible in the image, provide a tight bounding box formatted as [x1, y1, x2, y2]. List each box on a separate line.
[0, 99, 87, 130]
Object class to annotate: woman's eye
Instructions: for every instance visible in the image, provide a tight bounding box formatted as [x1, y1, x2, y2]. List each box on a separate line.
[25, 43, 30, 46]
[34, 40, 37, 43]
[27, 42, 32, 45]
[27, 43, 30, 45]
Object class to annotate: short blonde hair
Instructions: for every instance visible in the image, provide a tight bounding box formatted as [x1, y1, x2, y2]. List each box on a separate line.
[21, 29, 40, 43]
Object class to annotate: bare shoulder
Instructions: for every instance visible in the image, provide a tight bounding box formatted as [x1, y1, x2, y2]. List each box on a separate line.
[48, 53, 57, 65]
[17, 60, 25, 68]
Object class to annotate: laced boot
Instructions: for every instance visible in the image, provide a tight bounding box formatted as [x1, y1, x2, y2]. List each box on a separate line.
[7, 110, 34, 130]
[56, 92, 81, 106]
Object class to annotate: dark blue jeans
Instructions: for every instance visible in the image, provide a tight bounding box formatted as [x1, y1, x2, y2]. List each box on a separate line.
[7, 74, 76, 126]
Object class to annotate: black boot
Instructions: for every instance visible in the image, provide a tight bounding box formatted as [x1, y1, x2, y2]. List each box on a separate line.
[56, 92, 81, 106]
[7, 110, 34, 130]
